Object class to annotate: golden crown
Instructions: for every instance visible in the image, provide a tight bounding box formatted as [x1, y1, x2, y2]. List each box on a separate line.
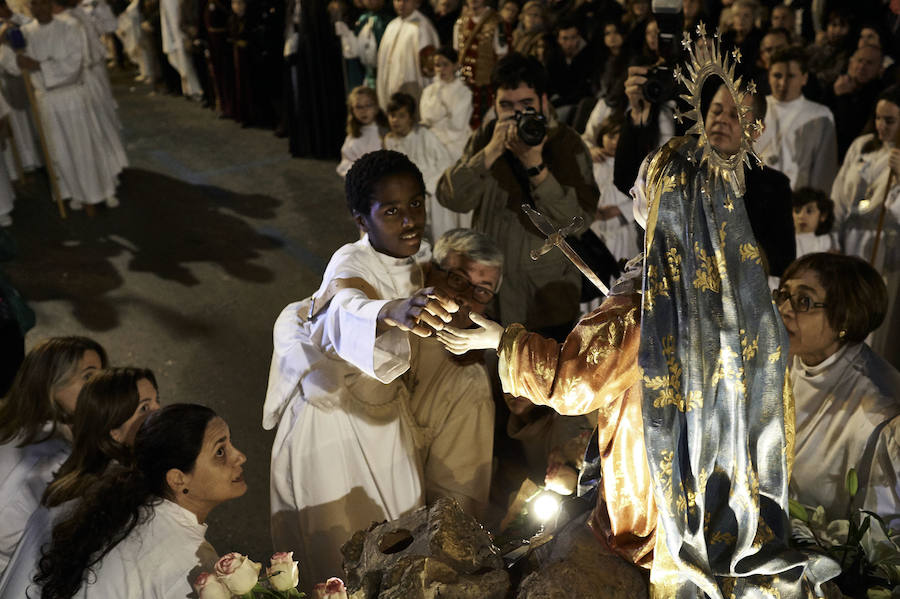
[672, 22, 763, 202]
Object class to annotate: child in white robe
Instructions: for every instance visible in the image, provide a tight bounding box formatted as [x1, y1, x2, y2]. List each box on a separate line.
[336, 85, 386, 178]
[265, 150, 458, 594]
[792, 187, 836, 258]
[383, 92, 457, 241]
[419, 46, 472, 160]
[0, 90, 16, 226]
[375, 0, 438, 109]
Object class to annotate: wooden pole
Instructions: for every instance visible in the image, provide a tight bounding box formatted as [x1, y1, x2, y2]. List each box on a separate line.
[18, 55, 66, 219]
[869, 124, 900, 265]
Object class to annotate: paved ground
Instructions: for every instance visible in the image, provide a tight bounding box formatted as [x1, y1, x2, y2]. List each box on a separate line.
[6, 71, 358, 559]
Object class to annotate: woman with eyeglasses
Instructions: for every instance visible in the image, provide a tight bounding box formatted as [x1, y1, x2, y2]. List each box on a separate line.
[774, 252, 900, 526]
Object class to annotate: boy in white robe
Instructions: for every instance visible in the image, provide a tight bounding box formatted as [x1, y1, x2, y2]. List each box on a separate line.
[0, 0, 120, 210]
[265, 150, 458, 593]
[0, 90, 17, 226]
[383, 92, 457, 240]
[375, 0, 438, 110]
[754, 46, 839, 193]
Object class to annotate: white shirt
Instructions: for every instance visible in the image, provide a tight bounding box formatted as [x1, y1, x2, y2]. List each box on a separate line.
[419, 77, 472, 160]
[76, 499, 217, 598]
[336, 123, 382, 178]
[755, 95, 838, 193]
[375, 10, 439, 109]
[790, 343, 900, 523]
[0, 432, 69, 577]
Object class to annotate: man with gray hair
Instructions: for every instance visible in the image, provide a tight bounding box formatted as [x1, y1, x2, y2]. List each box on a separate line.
[406, 227, 502, 518]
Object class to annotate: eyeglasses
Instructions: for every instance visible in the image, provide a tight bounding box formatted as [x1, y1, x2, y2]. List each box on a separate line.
[433, 264, 496, 304]
[771, 288, 827, 313]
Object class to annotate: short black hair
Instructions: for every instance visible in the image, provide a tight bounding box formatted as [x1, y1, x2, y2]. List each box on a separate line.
[434, 46, 458, 64]
[791, 187, 834, 235]
[344, 150, 426, 215]
[491, 52, 548, 97]
[769, 45, 809, 73]
[555, 17, 582, 36]
[386, 92, 417, 120]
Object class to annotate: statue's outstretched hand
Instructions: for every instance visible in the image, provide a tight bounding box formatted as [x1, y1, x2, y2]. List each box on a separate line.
[437, 313, 504, 355]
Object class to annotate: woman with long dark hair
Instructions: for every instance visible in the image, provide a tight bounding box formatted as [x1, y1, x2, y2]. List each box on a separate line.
[0, 368, 161, 597]
[0, 337, 107, 577]
[43, 368, 160, 508]
[34, 403, 247, 598]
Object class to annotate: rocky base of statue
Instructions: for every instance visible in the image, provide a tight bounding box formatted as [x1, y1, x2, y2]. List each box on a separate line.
[515, 511, 649, 599]
[341, 497, 511, 599]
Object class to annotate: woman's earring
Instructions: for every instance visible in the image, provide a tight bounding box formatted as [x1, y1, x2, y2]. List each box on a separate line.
[839, 330, 846, 339]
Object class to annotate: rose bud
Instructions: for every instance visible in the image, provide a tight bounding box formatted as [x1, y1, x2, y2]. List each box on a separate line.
[267, 551, 299, 591]
[215, 552, 262, 595]
[313, 577, 348, 599]
[193, 572, 231, 599]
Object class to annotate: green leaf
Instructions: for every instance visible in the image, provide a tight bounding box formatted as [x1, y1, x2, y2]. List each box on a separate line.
[789, 499, 809, 522]
[848, 468, 859, 498]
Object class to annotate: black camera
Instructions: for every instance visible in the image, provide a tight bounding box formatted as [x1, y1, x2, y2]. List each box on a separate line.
[642, 64, 677, 104]
[514, 108, 547, 146]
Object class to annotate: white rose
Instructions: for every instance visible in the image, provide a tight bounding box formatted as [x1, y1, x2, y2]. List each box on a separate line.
[193, 572, 231, 599]
[267, 551, 300, 591]
[215, 552, 261, 595]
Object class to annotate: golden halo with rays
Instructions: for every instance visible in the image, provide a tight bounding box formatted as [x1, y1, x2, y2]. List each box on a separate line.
[671, 21, 762, 207]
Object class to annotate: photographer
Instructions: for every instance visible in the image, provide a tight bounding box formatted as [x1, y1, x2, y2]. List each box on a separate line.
[436, 52, 597, 339]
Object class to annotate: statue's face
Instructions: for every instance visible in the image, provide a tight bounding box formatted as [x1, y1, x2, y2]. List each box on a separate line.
[704, 86, 743, 156]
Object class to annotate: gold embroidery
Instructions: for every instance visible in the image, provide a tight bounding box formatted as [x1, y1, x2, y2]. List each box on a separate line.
[665, 247, 682, 282]
[740, 330, 759, 361]
[644, 336, 703, 412]
[644, 264, 670, 312]
[692, 242, 722, 293]
[767, 346, 782, 364]
[710, 530, 737, 546]
[739, 242, 761, 264]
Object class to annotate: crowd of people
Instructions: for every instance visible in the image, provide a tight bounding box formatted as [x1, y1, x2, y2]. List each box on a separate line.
[1, 0, 900, 597]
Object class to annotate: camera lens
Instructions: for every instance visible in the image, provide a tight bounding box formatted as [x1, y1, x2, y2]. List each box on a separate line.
[517, 113, 547, 146]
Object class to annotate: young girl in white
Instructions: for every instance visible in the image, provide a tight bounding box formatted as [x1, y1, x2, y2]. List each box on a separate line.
[419, 47, 473, 160]
[336, 86, 387, 178]
[792, 187, 837, 257]
[383, 92, 458, 240]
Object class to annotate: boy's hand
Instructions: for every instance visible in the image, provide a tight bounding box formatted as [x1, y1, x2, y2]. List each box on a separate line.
[380, 287, 458, 337]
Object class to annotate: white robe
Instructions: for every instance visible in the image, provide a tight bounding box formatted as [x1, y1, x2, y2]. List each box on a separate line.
[0, 13, 42, 176]
[0, 16, 120, 205]
[0, 433, 69, 577]
[159, 0, 202, 97]
[336, 122, 382, 178]
[0, 503, 65, 597]
[383, 125, 458, 241]
[790, 343, 900, 525]
[831, 133, 900, 367]
[794, 231, 835, 257]
[755, 95, 838, 193]
[65, 7, 127, 174]
[375, 10, 438, 110]
[73, 499, 217, 597]
[267, 235, 427, 593]
[590, 157, 638, 267]
[419, 76, 472, 160]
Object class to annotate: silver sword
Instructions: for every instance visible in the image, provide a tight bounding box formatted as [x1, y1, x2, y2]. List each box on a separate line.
[521, 204, 610, 296]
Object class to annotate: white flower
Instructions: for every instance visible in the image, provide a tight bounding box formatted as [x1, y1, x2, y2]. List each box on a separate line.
[267, 552, 300, 591]
[313, 577, 348, 599]
[193, 572, 231, 599]
[215, 552, 261, 595]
